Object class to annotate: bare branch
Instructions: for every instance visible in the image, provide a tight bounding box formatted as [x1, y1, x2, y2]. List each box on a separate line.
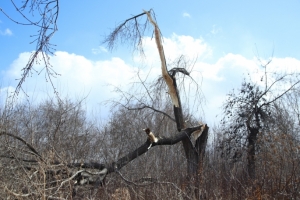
[0, 124, 205, 197]
[261, 79, 300, 107]
[0, 131, 42, 160]
[137, 71, 154, 104]
[122, 103, 176, 122]
[1, 0, 60, 97]
[102, 10, 150, 54]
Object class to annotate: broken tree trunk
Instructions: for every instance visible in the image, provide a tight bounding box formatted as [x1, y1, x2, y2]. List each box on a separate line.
[144, 10, 209, 199]
[0, 125, 205, 198]
[6, 9, 208, 199]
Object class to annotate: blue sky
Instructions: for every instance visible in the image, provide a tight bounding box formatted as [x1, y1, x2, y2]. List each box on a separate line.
[0, 1, 300, 124]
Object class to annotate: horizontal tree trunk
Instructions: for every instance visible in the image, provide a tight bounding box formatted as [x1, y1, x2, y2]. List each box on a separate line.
[1, 125, 205, 186]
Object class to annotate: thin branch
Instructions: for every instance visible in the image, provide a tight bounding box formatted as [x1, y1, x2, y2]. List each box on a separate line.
[116, 170, 155, 186]
[169, 67, 190, 77]
[0, 131, 43, 160]
[102, 10, 150, 53]
[0, 155, 38, 163]
[261, 79, 300, 108]
[258, 74, 287, 100]
[1, 0, 60, 98]
[10, 0, 47, 28]
[122, 104, 176, 122]
[137, 70, 154, 104]
[55, 169, 84, 192]
[4, 186, 32, 198]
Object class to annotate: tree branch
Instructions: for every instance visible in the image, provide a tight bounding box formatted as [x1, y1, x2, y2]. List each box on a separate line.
[260, 79, 300, 109]
[123, 104, 176, 122]
[1, 0, 60, 97]
[1, 124, 204, 187]
[0, 131, 43, 160]
[107, 125, 203, 173]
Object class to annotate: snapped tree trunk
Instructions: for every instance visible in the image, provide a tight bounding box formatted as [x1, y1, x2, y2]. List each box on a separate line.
[144, 10, 208, 198]
[101, 10, 209, 199]
[168, 67, 209, 199]
[181, 123, 208, 199]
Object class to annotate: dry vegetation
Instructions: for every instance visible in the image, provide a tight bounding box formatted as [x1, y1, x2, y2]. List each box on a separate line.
[0, 93, 300, 199]
[1, 2, 300, 199]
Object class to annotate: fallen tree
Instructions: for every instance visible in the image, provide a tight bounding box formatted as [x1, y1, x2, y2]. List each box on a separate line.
[0, 10, 208, 199]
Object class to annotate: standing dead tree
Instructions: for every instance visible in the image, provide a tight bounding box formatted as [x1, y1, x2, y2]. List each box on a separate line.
[103, 10, 209, 198]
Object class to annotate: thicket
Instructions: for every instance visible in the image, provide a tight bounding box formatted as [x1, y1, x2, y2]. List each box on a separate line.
[1, 3, 299, 199]
[0, 91, 299, 199]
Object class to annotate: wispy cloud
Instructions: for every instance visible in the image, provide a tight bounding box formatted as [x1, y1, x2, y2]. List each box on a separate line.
[0, 28, 13, 36]
[182, 12, 191, 18]
[210, 25, 221, 35]
[92, 46, 108, 54]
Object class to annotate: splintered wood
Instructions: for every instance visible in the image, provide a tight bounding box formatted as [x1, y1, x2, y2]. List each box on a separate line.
[144, 10, 180, 107]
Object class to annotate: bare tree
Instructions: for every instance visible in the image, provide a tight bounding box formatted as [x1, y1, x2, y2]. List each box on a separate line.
[103, 10, 208, 198]
[221, 59, 300, 180]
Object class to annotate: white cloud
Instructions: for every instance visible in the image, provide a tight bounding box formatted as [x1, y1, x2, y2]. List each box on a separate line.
[182, 12, 191, 18]
[4, 34, 300, 124]
[191, 54, 257, 122]
[92, 46, 108, 54]
[0, 28, 12, 36]
[197, 54, 300, 124]
[265, 57, 300, 74]
[135, 34, 212, 65]
[4, 51, 143, 118]
[7, 51, 139, 94]
[210, 25, 221, 35]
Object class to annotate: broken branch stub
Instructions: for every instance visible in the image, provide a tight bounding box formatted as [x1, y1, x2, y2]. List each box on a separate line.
[190, 122, 206, 147]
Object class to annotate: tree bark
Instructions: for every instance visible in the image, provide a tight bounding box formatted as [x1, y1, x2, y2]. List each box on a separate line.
[181, 125, 208, 199]
[247, 127, 258, 180]
[106, 125, 204, 173]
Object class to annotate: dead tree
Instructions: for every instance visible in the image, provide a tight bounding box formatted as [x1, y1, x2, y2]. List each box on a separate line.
[221, 60, 300, 180]
[0, 9, 208, 199]
[103, 10, 209, 198]
[0, 123, 206, 199]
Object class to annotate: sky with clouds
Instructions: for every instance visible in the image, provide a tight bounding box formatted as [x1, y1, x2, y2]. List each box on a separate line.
[0, 1, 300, 124]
